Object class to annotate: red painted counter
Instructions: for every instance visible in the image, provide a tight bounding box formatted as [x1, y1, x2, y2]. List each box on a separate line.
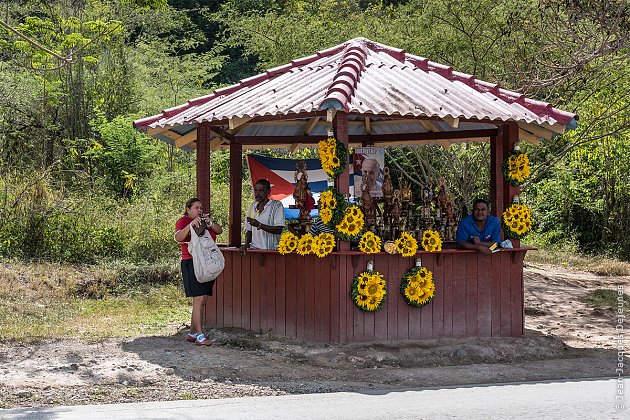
[205, 248, 530, 343]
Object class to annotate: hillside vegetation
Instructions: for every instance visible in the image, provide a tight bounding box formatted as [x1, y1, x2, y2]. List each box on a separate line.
[1, 0, 629, 269]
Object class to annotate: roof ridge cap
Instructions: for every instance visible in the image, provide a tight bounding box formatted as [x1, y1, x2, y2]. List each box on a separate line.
[319, 41, 368, 111]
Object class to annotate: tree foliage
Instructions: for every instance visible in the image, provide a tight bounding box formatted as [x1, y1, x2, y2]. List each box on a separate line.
[0, 0, 629, 261]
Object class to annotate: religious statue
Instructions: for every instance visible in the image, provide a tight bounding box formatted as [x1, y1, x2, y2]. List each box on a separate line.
[390, 189, 402, 229]
[293, 160, 310, 224]
[360, 179, 377, 228]
[381, 167, 394, 202]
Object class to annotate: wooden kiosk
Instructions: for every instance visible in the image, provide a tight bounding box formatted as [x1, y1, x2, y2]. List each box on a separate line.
[134, 38, 577, 343]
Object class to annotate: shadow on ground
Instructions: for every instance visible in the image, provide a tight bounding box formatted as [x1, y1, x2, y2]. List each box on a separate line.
[120, 327, 617, 393]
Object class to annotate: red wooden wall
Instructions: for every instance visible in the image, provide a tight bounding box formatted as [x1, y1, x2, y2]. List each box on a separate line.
[205, 249, 526, 343]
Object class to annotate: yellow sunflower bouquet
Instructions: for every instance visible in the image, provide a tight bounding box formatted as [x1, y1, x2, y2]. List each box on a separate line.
[313, 233, 336, 258]
[359, 231, 382, 254]
[400, 266, 435, 307]
[395, 231, 418, 257]
[421, 230, 442, 252]
[335, 204, 365, 241]
[502, 149, 531, 186]
[351, 270, 387, 312]
[277, 232, 299, 255]
[502, 203, 533, 239]
[318, 135, 348, 179]
[296, 233, 315, 256]
[318, 187, 346, 228]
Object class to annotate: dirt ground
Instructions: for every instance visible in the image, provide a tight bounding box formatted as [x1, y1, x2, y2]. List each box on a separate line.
[0, 263, 627, 408]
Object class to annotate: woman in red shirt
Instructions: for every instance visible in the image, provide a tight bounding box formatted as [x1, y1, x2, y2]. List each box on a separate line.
[175, 197, 223, 346]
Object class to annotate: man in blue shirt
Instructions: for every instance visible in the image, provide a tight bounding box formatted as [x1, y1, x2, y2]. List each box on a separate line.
[456, 198, 501, 255]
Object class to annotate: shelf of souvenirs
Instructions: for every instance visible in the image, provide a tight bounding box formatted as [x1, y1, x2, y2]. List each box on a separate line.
[219, 241, 536, 254]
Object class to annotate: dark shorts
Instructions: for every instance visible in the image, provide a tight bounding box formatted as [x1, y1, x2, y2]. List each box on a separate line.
[181, 259, 215, 297]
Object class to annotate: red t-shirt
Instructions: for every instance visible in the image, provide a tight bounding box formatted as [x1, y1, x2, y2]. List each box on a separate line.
[176, 216, 217, 260]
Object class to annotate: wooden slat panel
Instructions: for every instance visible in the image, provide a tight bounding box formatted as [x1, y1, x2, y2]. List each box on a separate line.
[284, 254, 297, 338]
[347, 256, 358, 341]
[206, 257, 221, 327]
[500, 252, 512, 336]
[296, 255, 306, 340]
[511, 251, 525, 336]
[330, 255, 341, 342]
[249, 253, 261, 332]
[352, 258, 365, 342]
[275, 253, 287, 337]
[451, 253, 467, 337]
[374, 253, 389, 341]
[442, 254, 453, 337]
[215, 254, 226, 328]
[386, 253, 399, 340]
[314, 256, 330, 342]
[338, 254, 349, 343]
[431, 254, 445, 338]
[264, 254, 276, 333]
[490, 253, 502, 336]
[397, 255, 410, 340]
[478, 253, 493, 336]
[304, 255, 316, 341]
[462, 253, 482, 337]
[241, 253, 251, 330]
[222, 248, 234, 328]
[231, 250, 241, 328]
[420, 256, 433, 339]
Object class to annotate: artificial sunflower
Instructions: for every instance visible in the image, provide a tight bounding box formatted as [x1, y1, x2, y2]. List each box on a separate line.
[395, 231, 418, 257]
[318, 136, 348, 179]
[359, 231, 382, 254]
[335, 205, 365, 241]
[502, 203, 533, 239]
[277, 232, 299, 255]
[313, 233, 336, 258]
[502, 148, 531, 186]
[319, 187, 346, 229]
[421, 230, 442, 252]
[351, 269, 387, 312]
[400, 266, 435, 307]
[296, 233, 315, 256]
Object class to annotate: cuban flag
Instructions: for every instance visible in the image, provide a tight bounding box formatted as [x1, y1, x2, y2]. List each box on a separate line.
[246, 155, 329, 220]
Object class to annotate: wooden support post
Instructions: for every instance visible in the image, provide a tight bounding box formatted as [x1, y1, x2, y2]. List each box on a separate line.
[196, 123, 212, 214]
[333, 111, 351, 251]
[229, 142, 243, 247]
[491, 123, 520, 240]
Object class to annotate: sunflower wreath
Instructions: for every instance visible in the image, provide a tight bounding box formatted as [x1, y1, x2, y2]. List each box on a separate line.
[318, 135, 348, 179]
[335, 204, 365, 242]
[421, 229, 442, 252]
[313, 233, 336, 258]
[359, 231, 382, 254]
[400, 266, 435, 307]
[318, 187, 346, 228]
[502, 203, 533, 239]
[395, 231, 418, 257]
[502, 149, 531, 186]
[296, 233, 315, 256]
[277, 232, 299, 255]
[351, 270, 387, 312]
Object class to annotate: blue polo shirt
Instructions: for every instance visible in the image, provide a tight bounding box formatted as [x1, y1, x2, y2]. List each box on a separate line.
[456, 214, 501, 244]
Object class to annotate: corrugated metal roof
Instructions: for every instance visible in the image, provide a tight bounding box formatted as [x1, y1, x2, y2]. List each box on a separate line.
[134, 37, 577, 148]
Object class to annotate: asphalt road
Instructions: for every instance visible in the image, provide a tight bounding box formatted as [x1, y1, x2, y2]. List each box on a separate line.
[1, 378, 625, 419]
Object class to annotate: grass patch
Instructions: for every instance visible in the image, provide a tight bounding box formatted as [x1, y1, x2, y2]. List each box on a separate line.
[525, 248, 630, 276]
[0, 260, 191, 342]
[579, 289, 630, 309]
